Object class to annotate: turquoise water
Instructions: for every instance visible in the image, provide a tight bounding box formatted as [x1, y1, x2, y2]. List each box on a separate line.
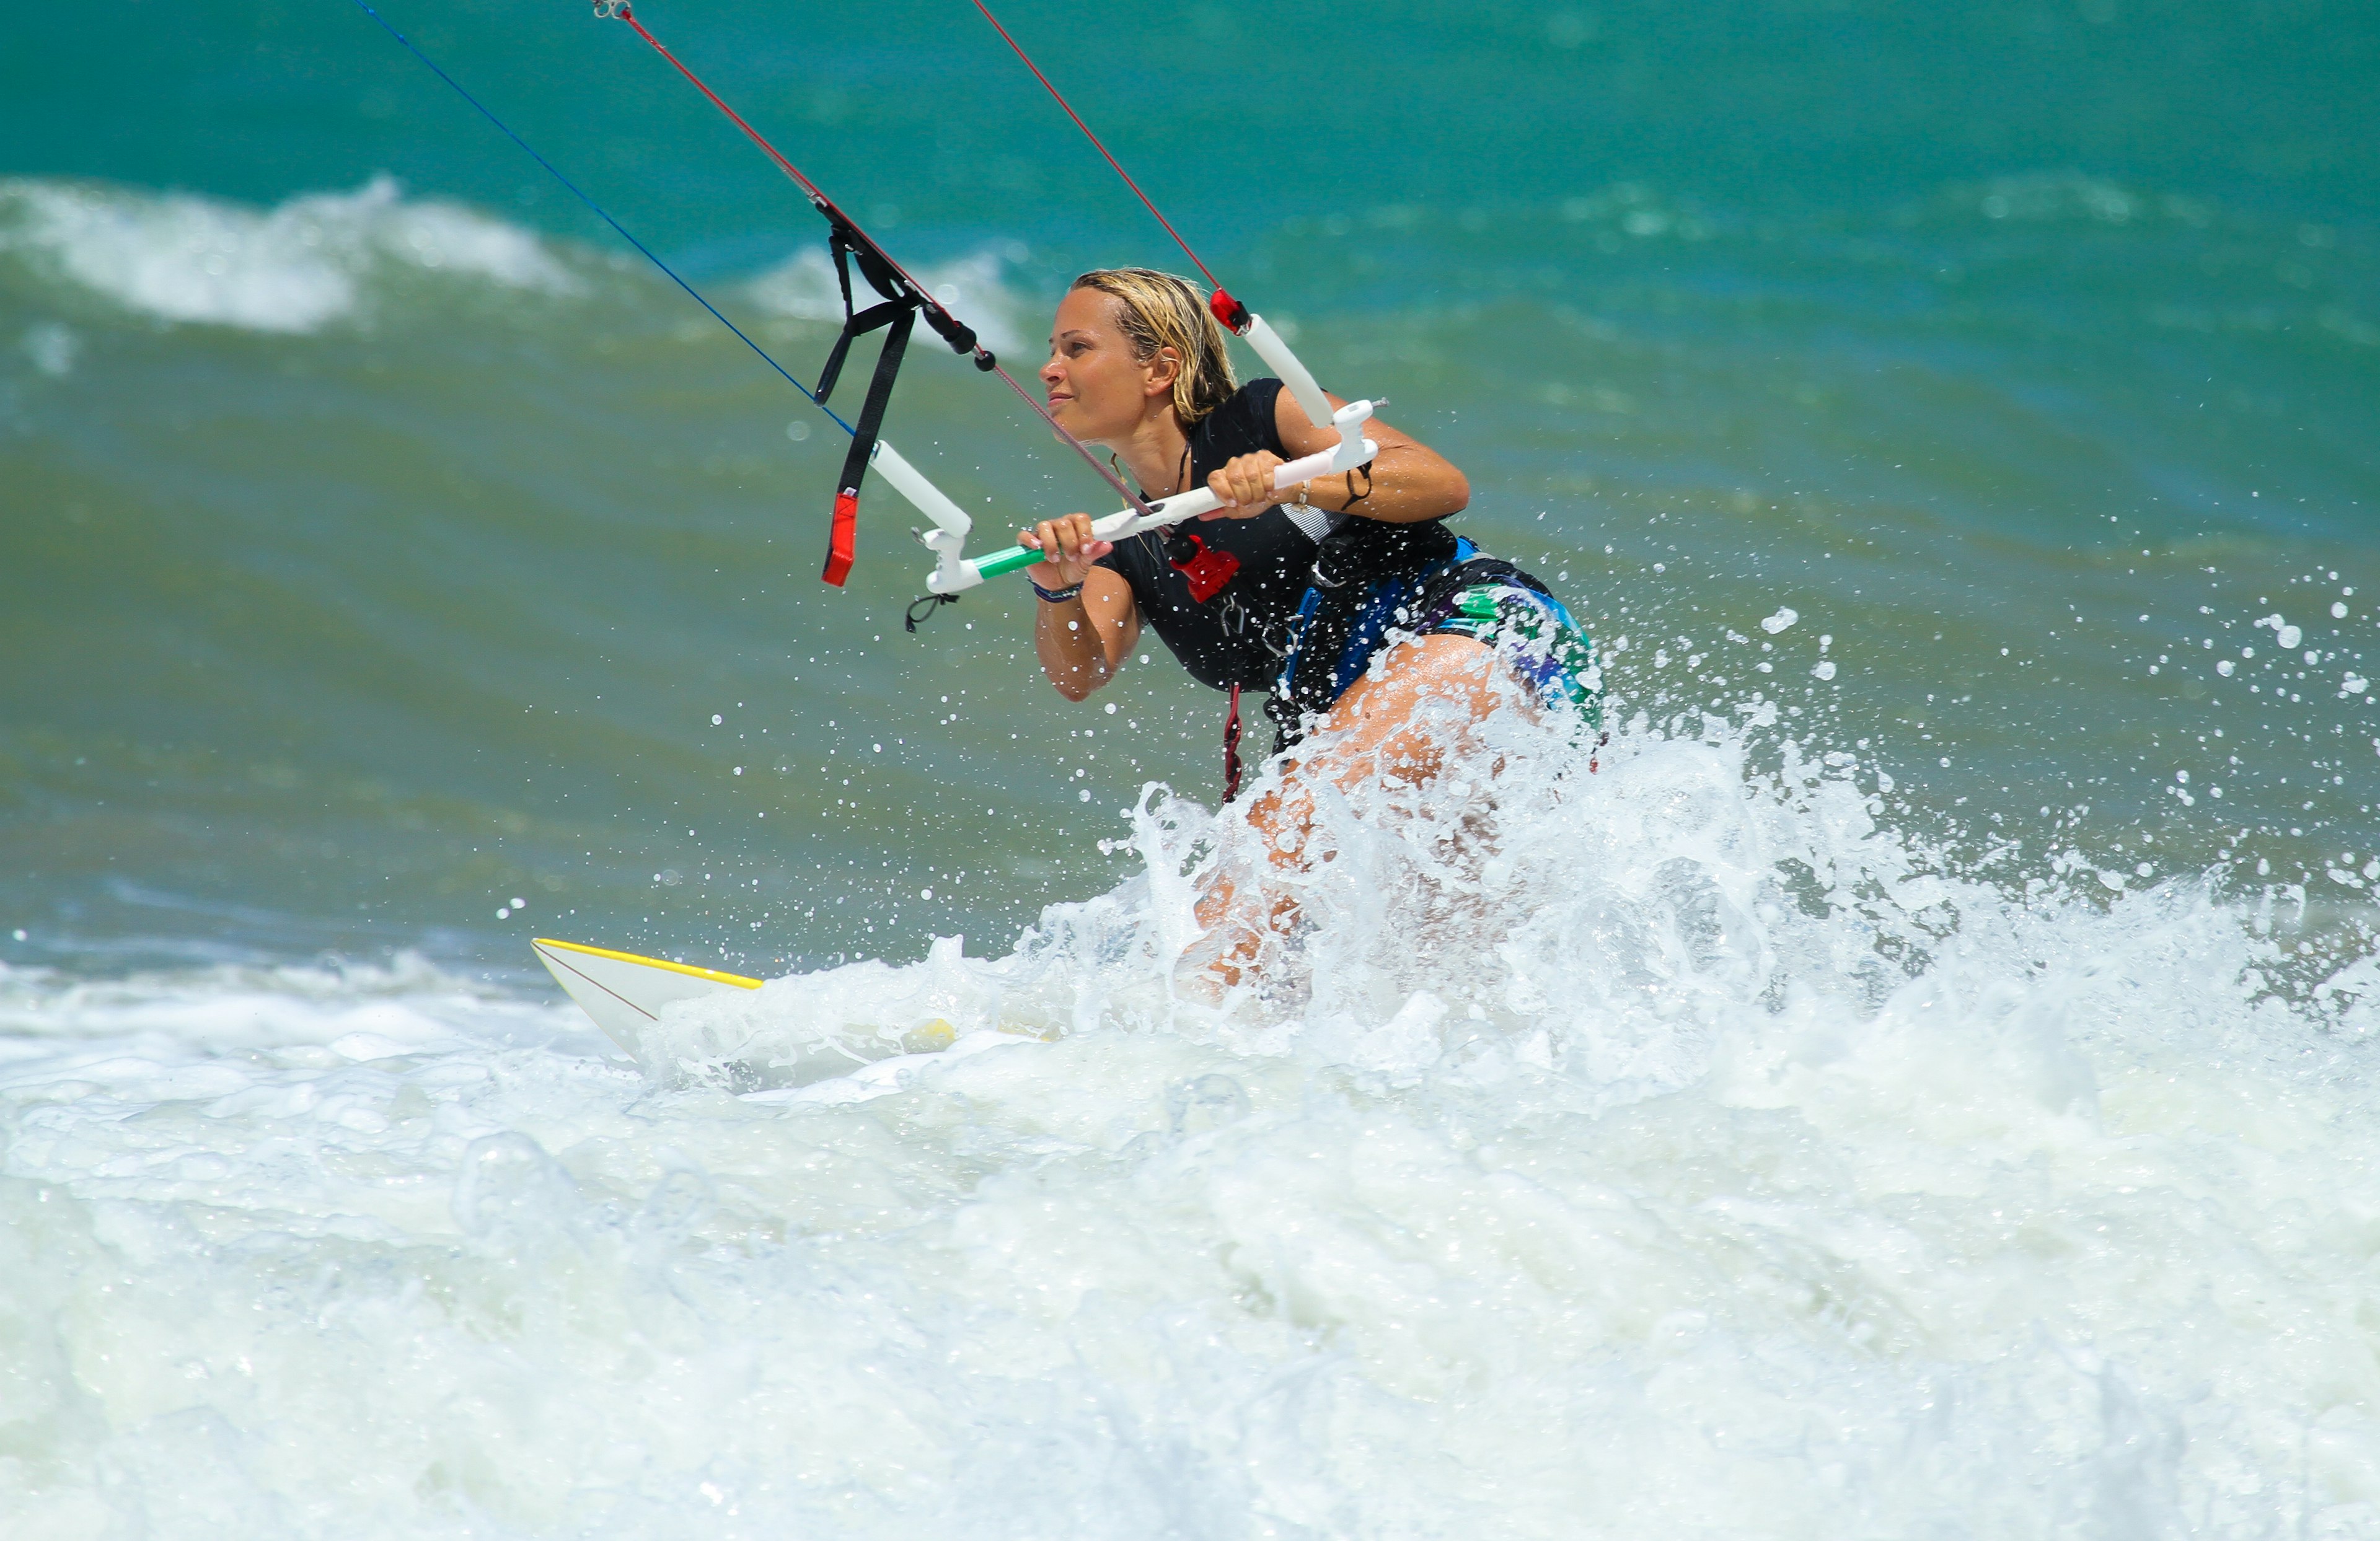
[6, 2, 2380, 1533]
[4, 0, 2374, 973]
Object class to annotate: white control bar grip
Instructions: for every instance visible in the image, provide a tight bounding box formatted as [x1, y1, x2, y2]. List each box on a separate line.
[1241, 313, 1373, 473]
[871, 441, 971, 537]
[1240, 313, 1333, 432]
[945, 402, 1380, 591]
[1091, 428, 1378, 545]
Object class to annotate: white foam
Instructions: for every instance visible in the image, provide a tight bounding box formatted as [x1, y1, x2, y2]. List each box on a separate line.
[4, 710, 2378, 1533]
[0, 175, 579, 333]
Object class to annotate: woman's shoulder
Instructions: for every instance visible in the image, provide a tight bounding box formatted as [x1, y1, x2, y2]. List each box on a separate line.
[1190, 377, 1287, 463]
[1226, 376, 1284, 411]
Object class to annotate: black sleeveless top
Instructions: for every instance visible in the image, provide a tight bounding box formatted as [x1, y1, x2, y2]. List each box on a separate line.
[1096, 379, 1323, 691]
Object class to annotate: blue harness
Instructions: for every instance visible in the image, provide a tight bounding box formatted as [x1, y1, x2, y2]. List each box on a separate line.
[1274, 537, 1479, 716]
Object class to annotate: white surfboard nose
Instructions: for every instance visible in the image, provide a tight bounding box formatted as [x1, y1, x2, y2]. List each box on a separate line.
[532, 937, 762, 1055]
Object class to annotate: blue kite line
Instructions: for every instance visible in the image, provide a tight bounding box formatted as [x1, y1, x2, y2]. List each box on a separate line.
[346, 0, 854, 437]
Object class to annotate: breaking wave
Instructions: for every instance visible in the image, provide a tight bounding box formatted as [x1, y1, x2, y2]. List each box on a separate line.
[0, 175, 580, 333]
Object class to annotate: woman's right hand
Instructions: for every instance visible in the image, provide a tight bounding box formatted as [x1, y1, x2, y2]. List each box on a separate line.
[1018, 512, 1114, 589]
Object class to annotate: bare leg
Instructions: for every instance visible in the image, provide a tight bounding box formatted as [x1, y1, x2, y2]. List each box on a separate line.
[1193, 633, 1521, 986]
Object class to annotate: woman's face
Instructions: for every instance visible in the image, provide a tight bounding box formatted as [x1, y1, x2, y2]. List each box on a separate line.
[1041, 288, 1174, 444]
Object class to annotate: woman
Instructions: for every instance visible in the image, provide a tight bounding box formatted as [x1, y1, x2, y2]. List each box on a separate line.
[1019, 268, 1600, 976]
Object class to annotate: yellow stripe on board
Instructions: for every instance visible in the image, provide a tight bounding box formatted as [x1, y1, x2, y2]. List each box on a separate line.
[532, 938, 765, 990]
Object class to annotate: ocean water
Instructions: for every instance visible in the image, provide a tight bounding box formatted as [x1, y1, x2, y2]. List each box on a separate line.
[4, 0, 2379, 1533]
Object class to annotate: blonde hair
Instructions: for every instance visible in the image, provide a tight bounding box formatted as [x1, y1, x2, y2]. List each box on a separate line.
[1069, 267, 1238, 424]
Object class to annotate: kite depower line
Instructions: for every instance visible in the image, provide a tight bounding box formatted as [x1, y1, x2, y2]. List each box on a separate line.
[349, 0, 1380, 609]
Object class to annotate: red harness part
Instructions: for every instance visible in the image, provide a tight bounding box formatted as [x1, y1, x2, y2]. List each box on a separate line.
[1166, 528, 1240, 604]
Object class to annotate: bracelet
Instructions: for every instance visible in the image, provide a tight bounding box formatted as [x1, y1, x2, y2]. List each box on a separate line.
[1031, 579, 1085, 603]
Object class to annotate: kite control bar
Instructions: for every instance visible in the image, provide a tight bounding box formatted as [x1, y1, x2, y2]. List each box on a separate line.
[912, 391, 1380, 596]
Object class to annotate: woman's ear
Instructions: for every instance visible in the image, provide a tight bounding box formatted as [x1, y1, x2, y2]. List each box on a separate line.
[1145, 345, 1183, 400]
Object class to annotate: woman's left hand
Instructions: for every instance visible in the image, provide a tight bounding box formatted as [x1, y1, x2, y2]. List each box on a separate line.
[1199, 450, 1287, 520]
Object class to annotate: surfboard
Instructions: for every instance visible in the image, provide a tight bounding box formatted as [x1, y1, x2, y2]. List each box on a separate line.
[531, 937, 761, 1055]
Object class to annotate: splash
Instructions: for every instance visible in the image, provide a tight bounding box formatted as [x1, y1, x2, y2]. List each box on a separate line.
[4, 700, 2379, 1532]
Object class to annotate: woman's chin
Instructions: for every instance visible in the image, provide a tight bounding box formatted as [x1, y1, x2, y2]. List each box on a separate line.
[1047, 405, 1114, 442]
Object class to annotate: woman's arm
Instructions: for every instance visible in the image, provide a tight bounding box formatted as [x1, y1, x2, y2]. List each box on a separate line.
[1021, 512, 1142, 701]
[1201, 389, 1470, 525]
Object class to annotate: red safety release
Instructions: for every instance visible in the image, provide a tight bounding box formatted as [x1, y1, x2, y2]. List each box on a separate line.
[1168, 529, 1240, 603]
[822, 489, 859, 586]
[1208, 286, 1250, 335]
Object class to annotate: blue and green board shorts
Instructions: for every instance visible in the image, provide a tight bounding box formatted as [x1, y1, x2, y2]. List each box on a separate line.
[1282, 536, 1603, 735]
[1421, 577, 1604, 732]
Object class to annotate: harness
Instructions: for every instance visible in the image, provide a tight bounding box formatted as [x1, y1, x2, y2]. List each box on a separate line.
[1267, 524, 1461, 746]
[1266, 533, 1562, 748]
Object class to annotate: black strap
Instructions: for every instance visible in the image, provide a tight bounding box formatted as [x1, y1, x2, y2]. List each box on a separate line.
[811, 221, 925, 579]
[825, 219, 981, 365]
[808, 218, 993, 583]
[835, 302, 914, 499]
[816, 297, 914, 404]
[816, 223, 921, 408]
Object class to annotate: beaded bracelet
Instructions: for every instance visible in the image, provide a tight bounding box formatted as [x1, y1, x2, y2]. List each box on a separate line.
[1031, 579, 1086, 603]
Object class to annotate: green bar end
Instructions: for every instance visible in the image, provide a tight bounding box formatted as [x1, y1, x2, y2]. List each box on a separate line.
[974, 543, 1043, 581]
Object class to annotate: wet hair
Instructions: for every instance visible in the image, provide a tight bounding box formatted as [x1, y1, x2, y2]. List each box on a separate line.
[1067, 267, 1238, 424]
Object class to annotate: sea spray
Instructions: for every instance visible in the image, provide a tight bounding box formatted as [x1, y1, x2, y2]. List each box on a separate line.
[7, 707, 2376, 1534]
